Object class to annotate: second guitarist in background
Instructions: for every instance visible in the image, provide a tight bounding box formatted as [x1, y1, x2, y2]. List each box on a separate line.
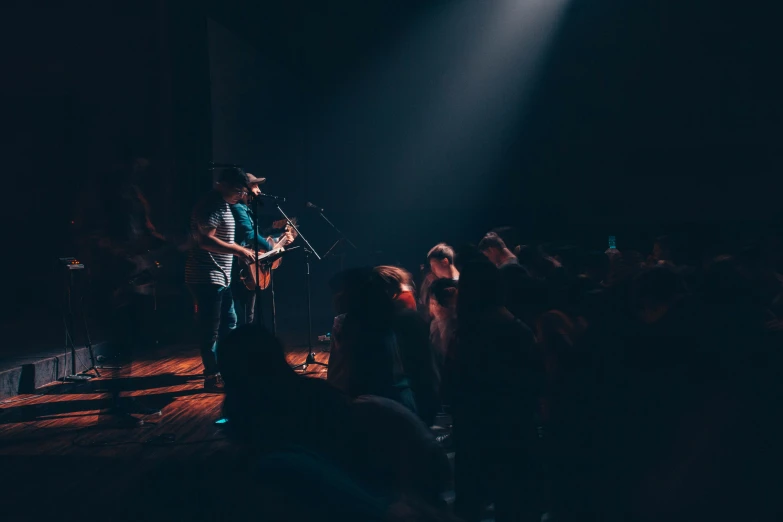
[231, 173, 294, 326]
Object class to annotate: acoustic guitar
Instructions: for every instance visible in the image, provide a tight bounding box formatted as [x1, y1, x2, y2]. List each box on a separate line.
[239, 217, 298, 290]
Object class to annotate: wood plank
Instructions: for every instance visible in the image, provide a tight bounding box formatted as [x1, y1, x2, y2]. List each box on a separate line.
[0, 344, 331, 520]
[0, 345, 329, 456]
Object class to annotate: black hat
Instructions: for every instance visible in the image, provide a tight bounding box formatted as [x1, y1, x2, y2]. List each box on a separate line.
[217, 167, 250, 189]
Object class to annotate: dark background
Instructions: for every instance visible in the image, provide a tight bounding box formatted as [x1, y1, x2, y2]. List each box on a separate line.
[3, 0, 781, 345]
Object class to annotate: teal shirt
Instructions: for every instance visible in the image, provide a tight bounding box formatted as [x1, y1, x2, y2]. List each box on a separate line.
[230, 202, 273, 251]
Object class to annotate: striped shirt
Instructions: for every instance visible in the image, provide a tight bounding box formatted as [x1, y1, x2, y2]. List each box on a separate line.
[185, 193, 235, 287]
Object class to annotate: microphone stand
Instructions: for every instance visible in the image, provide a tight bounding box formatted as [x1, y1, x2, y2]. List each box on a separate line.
[269, 264, 277, 337]
[275, 204, 327, 373]
[256, 193, 286, 336]
[317, 208, 357, 273]
[251, 196, 265, 328]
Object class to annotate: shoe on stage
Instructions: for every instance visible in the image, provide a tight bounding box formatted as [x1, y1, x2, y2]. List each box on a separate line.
[204, 373, 225, 392]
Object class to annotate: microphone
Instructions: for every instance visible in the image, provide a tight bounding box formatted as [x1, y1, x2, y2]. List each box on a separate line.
[306, 201, 324, 212]
[257, 192, 286, 202]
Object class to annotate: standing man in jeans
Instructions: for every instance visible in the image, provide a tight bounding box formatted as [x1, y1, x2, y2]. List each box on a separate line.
[185, 168, 256, 390]
[230, 173, 295, 327]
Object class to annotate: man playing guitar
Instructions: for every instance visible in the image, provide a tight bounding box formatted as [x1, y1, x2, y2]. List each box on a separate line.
[230, 173, 295, 327]
[185, 168, 257, 390]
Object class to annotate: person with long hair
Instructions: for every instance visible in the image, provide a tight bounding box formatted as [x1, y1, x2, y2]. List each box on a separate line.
[375, 265, 418, 311]
[375, 265, 442, 425]
[328, 268, 417, 413]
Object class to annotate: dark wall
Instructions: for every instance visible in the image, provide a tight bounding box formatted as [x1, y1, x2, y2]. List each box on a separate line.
[519, 0, 782, 232]
[207, 18, 303, 197]
[3, 3, 164, 321]
[3, 1, 211, 328]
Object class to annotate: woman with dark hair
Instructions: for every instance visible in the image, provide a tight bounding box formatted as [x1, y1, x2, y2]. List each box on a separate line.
[374, 265, 441, 426]
[327, 268, 418, 414]
[453, 258, 544, 522]
[375, 265, 418, 311]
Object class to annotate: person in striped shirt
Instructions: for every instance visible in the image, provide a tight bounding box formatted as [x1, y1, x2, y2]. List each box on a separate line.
[185, 168, 256, 390]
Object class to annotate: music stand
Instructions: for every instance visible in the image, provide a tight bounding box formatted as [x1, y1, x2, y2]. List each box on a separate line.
[268, 260, 278, 337]
[273, 204, 327, 372]
[317, 208, 357, 273]
[59, 258, 100, 382]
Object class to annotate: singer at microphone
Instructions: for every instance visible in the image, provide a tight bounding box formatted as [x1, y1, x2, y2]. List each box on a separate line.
[257, 192, 286, 202]
[228, 173, 294, 328]
[234, 173, 274, 251]
[306, 201, 324, 213]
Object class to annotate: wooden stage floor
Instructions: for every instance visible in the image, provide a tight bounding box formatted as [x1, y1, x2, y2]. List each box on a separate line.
[0, 344, 330, 521]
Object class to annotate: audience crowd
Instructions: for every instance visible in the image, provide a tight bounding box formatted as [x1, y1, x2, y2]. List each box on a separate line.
[218, 229, 783, 521]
